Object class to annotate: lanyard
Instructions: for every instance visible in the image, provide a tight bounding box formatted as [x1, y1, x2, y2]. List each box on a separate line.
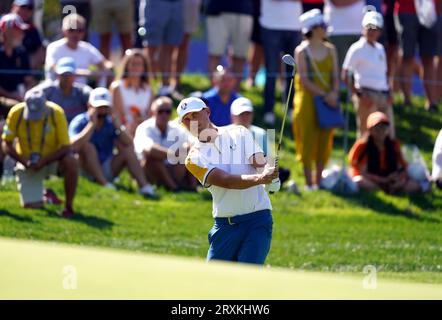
[26, 111, 49, 155]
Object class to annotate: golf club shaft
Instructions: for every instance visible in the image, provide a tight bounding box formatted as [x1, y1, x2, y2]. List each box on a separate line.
[277, 75, 295, 154]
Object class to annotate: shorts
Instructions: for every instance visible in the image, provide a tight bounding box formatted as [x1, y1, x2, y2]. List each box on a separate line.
[92, 0, 134, 34]
[144, 0, 184, 46]
[15, 162, 59, 205]
[184, 0, 201, 34]
[397, 13, 439, 59]
[383, 11, 399, 46]
[206, 13, 253, 59]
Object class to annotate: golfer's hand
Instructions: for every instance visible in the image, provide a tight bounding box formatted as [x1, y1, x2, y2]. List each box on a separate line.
[259, 165, 279, 185]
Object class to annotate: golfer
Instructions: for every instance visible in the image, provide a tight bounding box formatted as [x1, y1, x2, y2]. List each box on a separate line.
[178, 97, 278, 265]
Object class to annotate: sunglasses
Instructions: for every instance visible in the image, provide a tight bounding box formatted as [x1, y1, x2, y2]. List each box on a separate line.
[20, 5, 34, 10]
[67, 28, 85, 33]
[158, 109, 172, 115]
[373, 123, 389, 130]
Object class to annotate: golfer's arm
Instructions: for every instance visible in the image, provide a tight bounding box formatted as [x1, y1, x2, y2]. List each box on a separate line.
[206, 168, 262, 190]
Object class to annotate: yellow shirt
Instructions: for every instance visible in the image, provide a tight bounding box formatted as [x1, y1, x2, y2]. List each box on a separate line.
[2, 102, 70, 158]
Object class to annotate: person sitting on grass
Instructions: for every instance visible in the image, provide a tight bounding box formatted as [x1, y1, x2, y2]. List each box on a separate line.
[432, 128, 442, 190]
[1, 88, 79, 218]
[133, 96, 198, 192]
[69, 87, 157, 198]
[348, 111, 424, 194]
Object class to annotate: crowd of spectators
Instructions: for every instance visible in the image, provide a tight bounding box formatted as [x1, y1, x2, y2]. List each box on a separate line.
[0, 0, 441, 218]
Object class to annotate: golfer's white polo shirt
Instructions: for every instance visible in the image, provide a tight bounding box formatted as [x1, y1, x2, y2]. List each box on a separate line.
[342, 37, 388, 91]
[185, 125, 272, 218]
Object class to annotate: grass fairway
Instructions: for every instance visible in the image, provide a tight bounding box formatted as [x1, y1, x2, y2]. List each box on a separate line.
[1, 237, 441, 299]
[0, 75, 441, 290]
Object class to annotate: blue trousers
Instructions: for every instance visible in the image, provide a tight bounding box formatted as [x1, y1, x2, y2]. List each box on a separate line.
[207, 210, 273, 265]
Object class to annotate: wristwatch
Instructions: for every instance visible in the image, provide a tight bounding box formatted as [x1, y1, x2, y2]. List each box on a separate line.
[115, 125, 126, 136]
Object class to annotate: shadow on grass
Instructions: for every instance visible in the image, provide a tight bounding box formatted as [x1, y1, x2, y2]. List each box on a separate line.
[43, 208, 114, 230]
[0, 209, 36, 223]
[333, 191, 440, 223]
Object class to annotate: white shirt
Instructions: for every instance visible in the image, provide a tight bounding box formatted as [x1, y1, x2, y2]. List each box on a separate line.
[45, 38, 105, 84]
[185, 125, 272, 218]
[432, 129, 442, 179]
[323, 0, 365, 36]
[259, 0, 302, 31]
[133, 118, 194, 162]
[117, 80, 153, 126]
[342, 37, 389, 91]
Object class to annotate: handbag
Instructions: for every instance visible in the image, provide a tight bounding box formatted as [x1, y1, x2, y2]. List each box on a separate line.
[305, 46, 344, 129]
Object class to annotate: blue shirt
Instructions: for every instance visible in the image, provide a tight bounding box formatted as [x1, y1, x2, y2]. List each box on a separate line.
[203, 87, 240, 127]
[69, 112, 117, 164]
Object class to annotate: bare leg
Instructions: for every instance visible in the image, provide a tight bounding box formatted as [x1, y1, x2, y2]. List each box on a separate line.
[303, 166, 314, 188]
[170, 164, 187, 187]
[400, 57, 414, 105]
[421, 56, 438, 107]
[208, 54, 222, 82]
[315, 163, 324, 187]
[437, 55, 442, 102]
[386, 44, 399, 91]
[160, 44, 176, 87]
[247, 43, 263, 87]
[59, 153, 79, 211]
[111, 147, 148, 188]
[232, 56, 246, 89]
[119, 33, 133, 57]
[175, 33, 191, 88]
[99, 33, 112, 59]
[78, 142, 108, 185]
[143, 156, 178, 191]
[146, 46, 160, 81]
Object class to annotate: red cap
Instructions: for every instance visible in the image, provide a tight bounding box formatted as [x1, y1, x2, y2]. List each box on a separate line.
[367, 111, 390, 129]
[0, 13, 30, 32]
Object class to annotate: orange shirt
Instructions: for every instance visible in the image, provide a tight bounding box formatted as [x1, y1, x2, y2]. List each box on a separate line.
[348, 138, 408, 177]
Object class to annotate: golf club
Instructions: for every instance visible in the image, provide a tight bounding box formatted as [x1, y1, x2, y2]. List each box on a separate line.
[267, 54, 296, 193]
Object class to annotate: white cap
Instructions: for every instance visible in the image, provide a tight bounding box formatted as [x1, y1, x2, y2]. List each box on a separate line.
[299, 9, 325, 35]
[362, 10, 384, 29]
[88, 87, 112, 108]
[231, 97, 253, 116]
[177, 97, 208, 123]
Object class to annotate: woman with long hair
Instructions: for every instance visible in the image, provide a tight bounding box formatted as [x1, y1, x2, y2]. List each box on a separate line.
[349, 112, 423, 194]
[293, 9, 339, 190]
[110, 48, 154, 137]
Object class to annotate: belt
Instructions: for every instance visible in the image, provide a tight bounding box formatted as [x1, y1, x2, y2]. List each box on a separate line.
[358, 87, 390, 95]
[214, 209, 271, 226]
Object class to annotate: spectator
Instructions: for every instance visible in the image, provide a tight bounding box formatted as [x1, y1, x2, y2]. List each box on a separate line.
[60, 0, 91, 40]
[0, 1, 14, 16]
[383, 0, 400, 90]
[395, 0, 440, 111]
[432, 129, 442, 189]
[45, 13, 112, 86]
[260, 0, 302, 125]
[246, 0, 263, 88]
[436, 1, 442, 105]
[230, 97, 268, 155]
[10, 0, 45, 70]
[302, 0, 324, 13]
[139, 0, 184, 96]
[110, 48, 153, 137]
[342, 9, 395, 138]
[205, 0, 253, 83]
[1, 88, 79, 218]
[293, 9, 339, 190]
[349, 111, 423, 193]
[91, 0, 134, 59]
[230, 96, 292, 186]
[0, 13, 34, 117]
[134, 96, 197, 192]
[323, 0, 365, 70]
[39, 57, 91, 124]
[175, 0, 202, 91]
[69, 87, 156, 197]
[203, 66, 240, 127]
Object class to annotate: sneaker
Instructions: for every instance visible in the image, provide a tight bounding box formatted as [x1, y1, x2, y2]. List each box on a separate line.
[140, 184, 158, 199]
[303, 185, 318, 192]
[44, 188, 63, 205]
[61, 207, 74, 219]
[264, 112, 275, 125]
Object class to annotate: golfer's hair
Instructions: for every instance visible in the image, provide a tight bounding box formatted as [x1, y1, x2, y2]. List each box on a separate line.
[151, 96, 173, 112]
[62, 13, 86, 31]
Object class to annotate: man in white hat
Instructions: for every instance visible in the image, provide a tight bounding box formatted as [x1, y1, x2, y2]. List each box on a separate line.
[342, 9, 395, 138]
[69, 87, 156, 198]
[1, 88, 79, 218]
[178, 97, 278, 265]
